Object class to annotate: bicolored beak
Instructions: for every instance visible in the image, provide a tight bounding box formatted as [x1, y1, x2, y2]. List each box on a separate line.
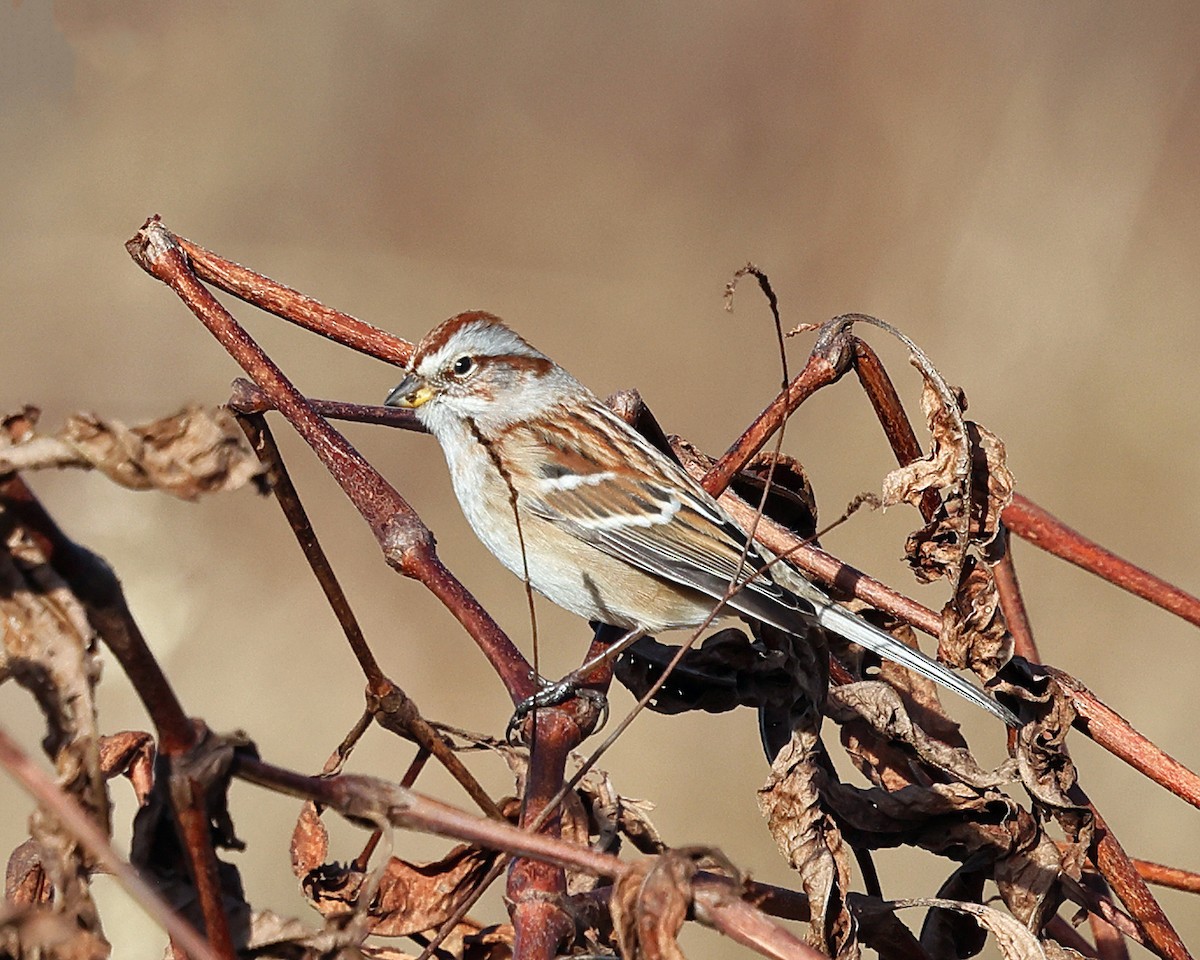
[385, 372, 436, 409]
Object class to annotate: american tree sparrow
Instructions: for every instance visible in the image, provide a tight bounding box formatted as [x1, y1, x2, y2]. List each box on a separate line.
[386, 312, 1018, 730]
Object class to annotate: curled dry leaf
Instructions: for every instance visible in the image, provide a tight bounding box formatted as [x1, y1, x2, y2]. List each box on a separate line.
[1003, 662, 1092, 864]
[0, 405, 264, 500]
[610, 851, 701, 960]
[758, 730, 857, 959]
[858, 611, 969, 748]
[0, 515, 108, 948]
[820, 774, 1020, 863]
[993, 827, 1067, 930]
[920, 864, 989, 960]
[827, 681, 1016, 792]
[576, 768, 666, 856]
[889, 897, 1046, 960]
[615, 628, 799, 717]
[938, 556, 1014, 679]
[98, 730, 156, 806]
[882, 381, 1014, 583]
[292, 801, 501, 939]
[754, 621, 830, 763]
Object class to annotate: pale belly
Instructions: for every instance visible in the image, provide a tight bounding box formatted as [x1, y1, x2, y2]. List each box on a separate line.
[443, 436, 715, 633]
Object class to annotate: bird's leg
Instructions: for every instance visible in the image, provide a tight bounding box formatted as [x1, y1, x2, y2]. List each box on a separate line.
[505, 627, 645, 742]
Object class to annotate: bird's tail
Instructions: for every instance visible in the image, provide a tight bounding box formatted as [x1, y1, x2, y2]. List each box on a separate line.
[812, 597, 1018, 725]
[773, 570, 1019, 726]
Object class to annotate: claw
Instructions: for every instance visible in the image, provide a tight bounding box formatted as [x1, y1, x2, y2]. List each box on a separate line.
[504, 675, 610, 743]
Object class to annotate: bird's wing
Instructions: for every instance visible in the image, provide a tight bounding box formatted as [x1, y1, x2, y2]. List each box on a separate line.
[516, 400, 1019, 727]
[512, 402, 806, 632]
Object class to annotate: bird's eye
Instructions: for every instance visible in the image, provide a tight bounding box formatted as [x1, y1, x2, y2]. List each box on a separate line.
[451, 355, 474, 377]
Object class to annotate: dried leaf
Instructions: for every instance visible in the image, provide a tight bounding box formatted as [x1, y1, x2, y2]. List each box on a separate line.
[994, 827, 1066, 929]
[938, 556, 1014, 679]
[615, 628, 797, 718]
[129, 729, 251, 943]
[98, 731, 155, 806]
[759, 730, 858, 958]
[1, 406, 265, 500]
[753, 621, 829, 762]
[820, 775, 1021, 864]
[882, 381, 1015, 583]
[5, 839, 52, 906]
[919, 865, 988, 960]
[576, 768, 666, 856]
[462, 923, 514, 960]
[611, 852, 701, 960]
[0, 904, 110, 960]
[0, 516, 108, 947]
[295, 800, 499, 939]
[733, 451, 819, 542]
[827, 681, 1017, 791]
[891, 898, 1046, 960]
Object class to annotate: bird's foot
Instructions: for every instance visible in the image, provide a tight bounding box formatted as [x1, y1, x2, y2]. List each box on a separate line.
[505, 674, 609, 744]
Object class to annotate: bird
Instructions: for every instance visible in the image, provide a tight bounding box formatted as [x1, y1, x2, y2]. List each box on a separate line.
[384, 311, 1019, 739]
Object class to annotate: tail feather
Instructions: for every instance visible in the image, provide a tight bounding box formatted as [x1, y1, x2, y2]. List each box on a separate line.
[811, 598, 1018, 726]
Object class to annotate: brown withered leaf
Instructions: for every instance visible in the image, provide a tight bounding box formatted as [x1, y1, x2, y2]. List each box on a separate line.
[882, 380, 1015, 583]
[611, 852, 701, 960]
[758, 731, 857, 958]
[615, 628, 797, 717]
[576, 768, 666, 856]
[243, 908, 456, 958]
[0, 903, 110, 960]
[294, 800, 500, 938]
[6, 839, 52, 906]
[938, 556, 1014, 679]
[0, 518, 108, 946]
[1005, 663, 1091, 858]
[462, 923, 514, 960]
[733, 451, 819, 543]
[1, 406, 264, 500]
[290, 801, 331, 880]
[754, 621, 830, 763]
[891, 898, 1046, 960]
[919, 864, 988, 960]
[863, 613, 969, 748]
[994, 824, 1065, 930]
[819, 775, 1020, 863]
[827, 682, 1017, 792]
[881, 379, 970, 583]
[98, 730, 155, 806]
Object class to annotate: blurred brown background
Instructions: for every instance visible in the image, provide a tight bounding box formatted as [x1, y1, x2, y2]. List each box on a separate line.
[3, 3, 1199, 956]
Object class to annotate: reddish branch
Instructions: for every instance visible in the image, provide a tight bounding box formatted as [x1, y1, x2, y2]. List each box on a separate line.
[1003, 494, 1200, 628]
[175, 235, 412, 366]
[127, 217, 534, 703]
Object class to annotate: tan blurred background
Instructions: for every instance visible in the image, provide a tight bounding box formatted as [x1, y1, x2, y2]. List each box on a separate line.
[3, 2, 1199, 956]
